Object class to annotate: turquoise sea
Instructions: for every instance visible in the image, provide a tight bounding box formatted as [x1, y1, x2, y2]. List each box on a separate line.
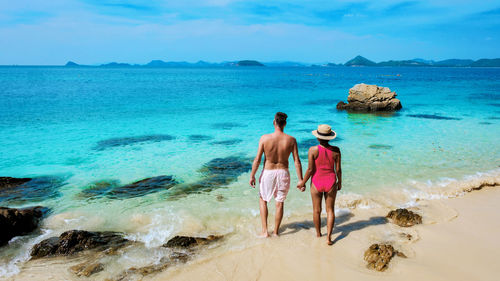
[1, 66, 499, 276]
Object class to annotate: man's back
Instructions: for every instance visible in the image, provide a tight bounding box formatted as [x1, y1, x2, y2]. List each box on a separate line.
[261, 132, 296, 170]
[249, 112, 303, 237]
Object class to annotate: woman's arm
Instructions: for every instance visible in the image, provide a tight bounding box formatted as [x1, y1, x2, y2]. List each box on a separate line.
[336, 150, 342, 190]
[298, 147, 316, 189]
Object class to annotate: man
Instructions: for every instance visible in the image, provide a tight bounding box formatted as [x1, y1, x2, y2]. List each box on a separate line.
[249, 112, 304, 237]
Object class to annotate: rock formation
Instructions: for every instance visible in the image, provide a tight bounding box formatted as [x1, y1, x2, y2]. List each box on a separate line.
[31, 230, 130, 258]
[70, 262, 104, 277]
[0, 177, 32, 189]
[0, 206, 48, 245]
[386, 208, 422, 227]
[364, 244, 406, 271]
[163, 235, 223, 248]
[336, 84, 402, 112]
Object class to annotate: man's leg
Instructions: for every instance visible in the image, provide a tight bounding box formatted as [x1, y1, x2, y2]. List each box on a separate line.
[273, 201, 284, 236]
[259, 197, 270, 237]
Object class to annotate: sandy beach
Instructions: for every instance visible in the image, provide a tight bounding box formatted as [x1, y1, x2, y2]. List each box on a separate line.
[149, 185, 500, 281]
[3, 182, 499, 281]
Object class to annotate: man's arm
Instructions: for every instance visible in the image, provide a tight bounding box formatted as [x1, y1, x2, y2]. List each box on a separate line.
[336, 150, 342, 190]
[291, 138, 303, 184]
[249, 136, 265, 188]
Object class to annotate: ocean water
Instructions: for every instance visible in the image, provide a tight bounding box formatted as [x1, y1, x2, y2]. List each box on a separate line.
[0, 66, 499, 277]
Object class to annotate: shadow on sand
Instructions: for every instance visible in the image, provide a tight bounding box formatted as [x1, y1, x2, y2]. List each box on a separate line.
[279, 212, 387, 243]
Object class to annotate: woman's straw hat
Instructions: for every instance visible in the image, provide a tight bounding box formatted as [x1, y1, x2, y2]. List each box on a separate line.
[312, 124, 337, 140]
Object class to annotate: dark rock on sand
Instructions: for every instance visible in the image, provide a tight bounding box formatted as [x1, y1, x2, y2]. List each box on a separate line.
[336, 84, 402, 112]
[386, 208, 422, 227]
[70, 261, 104, 277]
[93, 134, 175, 151]
[0, 176, 65, 204]
[31, 230, 130, 258]
[407, 114, 461, 120]
[111, 252, 189, 280]
[163, 235, 223, 248]
[0, 206, 49, 246]
[79, 176, 177, 200]
[364, 243, 406, 271]
[0, 177, 32, 189]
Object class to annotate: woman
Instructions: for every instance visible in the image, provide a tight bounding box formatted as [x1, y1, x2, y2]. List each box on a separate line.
[297, 124, 341, 245]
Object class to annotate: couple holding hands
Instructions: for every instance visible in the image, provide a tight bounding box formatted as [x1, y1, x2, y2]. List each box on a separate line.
[249, 112, 342, 245]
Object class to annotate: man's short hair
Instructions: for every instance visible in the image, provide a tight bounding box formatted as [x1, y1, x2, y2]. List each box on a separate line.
[274, 112, 288, 127]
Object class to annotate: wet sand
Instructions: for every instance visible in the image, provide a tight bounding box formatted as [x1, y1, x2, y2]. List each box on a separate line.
[4, 186, 499, 281]
[151, 185, 500, 281]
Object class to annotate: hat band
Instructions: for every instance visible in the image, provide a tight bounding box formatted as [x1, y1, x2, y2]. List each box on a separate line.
[317, 130, 332, 136]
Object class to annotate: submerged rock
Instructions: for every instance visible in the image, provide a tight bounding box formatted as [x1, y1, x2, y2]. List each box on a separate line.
[188, 134, 214, 142]
[0, 177, 32, 189]
[386, 208, 422, 227]
[0, 206, 49, 246]
[364, 244, 405, 271]
[31, 230, 130, 258]
[93, 134, 175, 151]
[0, 176, 65, 205]
[337, 84, 402, 112]
[368, 144, 393, 150]
[70, 261, 104, 277]
[79, 176, 177, 200]
[211, 139, 243, 145]
[211, 122, 246, 130]
[168, 156, 251, 198]
[163, 235, 223, 248]
[407, 114, 461, 120]
[107, 176, 177, 199]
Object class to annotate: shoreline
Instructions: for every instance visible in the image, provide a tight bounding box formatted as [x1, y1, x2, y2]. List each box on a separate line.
[3, 183, 499, 280]
[150, 184, 500, 281]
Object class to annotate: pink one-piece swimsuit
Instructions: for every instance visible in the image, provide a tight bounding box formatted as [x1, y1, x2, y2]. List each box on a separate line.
[312, 145, 337, 193]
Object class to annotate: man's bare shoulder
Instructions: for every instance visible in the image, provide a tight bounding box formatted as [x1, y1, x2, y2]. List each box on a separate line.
[260, 134, 272, 141]
[283, 133, 297, 142]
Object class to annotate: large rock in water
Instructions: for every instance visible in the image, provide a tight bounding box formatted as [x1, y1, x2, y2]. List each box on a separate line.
[31, 230, 130, 258]
[336, 84, 402, 112]
[0, 206, 49, 246]
[386, 208, 422, 227]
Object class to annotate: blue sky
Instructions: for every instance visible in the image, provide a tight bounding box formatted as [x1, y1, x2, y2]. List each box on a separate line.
[0, 0, 499, 64]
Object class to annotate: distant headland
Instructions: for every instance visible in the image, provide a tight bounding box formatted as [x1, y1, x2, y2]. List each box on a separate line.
[57, 56, 500, 68]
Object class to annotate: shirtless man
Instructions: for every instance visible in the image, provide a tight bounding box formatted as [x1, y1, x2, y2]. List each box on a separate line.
[249, 112, 304, 237]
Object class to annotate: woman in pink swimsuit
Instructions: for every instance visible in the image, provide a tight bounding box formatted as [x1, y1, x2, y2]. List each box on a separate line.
[298, 124, 342, 245]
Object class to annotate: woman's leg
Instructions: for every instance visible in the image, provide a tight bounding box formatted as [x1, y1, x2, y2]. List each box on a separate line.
[325, 187, 338, 245]
[310, 183, 323, 237]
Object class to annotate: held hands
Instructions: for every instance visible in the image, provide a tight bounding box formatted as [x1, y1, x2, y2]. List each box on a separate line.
[296, 180, 306, 192]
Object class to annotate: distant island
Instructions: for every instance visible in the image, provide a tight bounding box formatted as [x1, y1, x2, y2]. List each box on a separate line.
[60, 56, 500, 68]
[341, 55, 500, 67]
